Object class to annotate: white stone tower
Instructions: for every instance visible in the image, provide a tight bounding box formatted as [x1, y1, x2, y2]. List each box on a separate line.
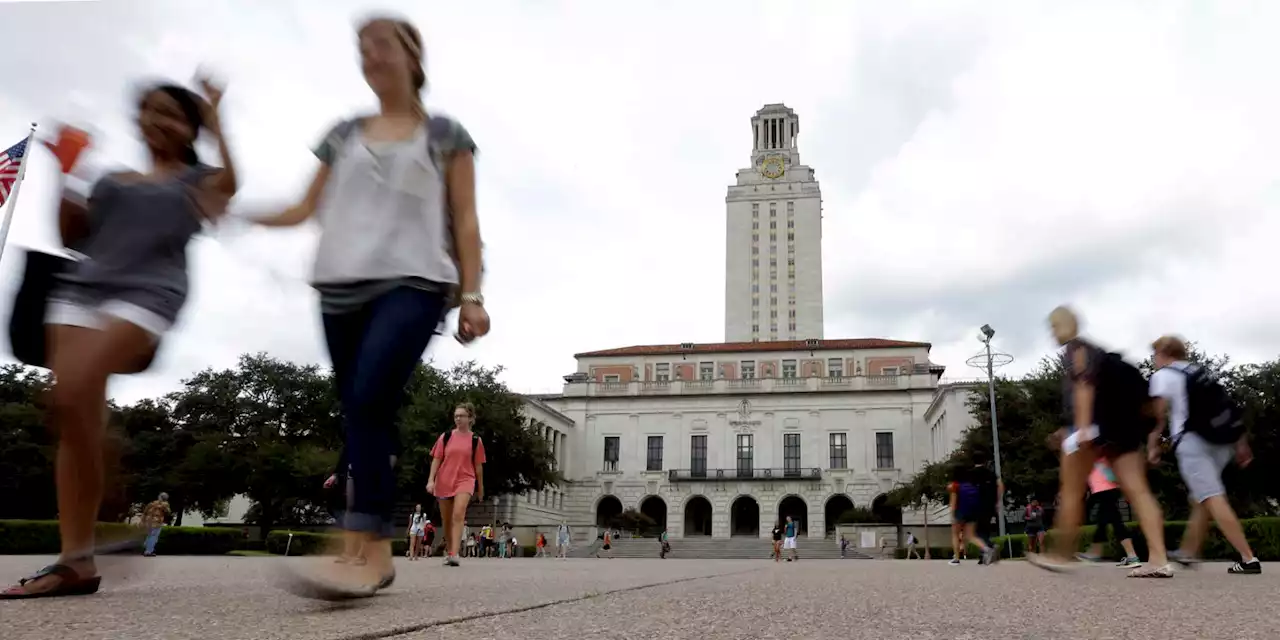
[724, 104, 824, 343]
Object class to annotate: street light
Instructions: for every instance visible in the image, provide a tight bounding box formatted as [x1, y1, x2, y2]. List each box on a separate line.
[966, 326, 1014, 557]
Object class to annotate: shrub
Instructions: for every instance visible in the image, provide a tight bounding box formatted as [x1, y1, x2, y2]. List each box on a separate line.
[0, 520, 242, 555]
[989, 517, 1280, 561]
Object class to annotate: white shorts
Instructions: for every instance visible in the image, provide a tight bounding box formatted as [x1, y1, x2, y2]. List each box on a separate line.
[46, 298, 170, 339]
[1176, 432, 1235, 503]
[783, 537, 797, 550]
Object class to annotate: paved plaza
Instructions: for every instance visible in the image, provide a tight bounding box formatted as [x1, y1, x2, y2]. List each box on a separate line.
[2, 556, 1274, 640]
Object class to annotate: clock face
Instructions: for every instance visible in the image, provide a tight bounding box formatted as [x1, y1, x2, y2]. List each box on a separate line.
[761, 156, 785, 179]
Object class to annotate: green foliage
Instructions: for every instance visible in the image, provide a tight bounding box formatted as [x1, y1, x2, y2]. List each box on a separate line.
[834, 507, 880, 525]
[0, 520, 243, 555]
[611, 508, 657, 534]
[989, 517, 1280, 561]
[0, 366, 56, 520]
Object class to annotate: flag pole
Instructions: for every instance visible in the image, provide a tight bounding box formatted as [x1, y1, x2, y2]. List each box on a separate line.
[0, 122, 38, 266]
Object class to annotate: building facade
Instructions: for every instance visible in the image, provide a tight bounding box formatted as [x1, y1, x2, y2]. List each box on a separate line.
[724, 103, 824, 343]
[533, 338, 950, 539]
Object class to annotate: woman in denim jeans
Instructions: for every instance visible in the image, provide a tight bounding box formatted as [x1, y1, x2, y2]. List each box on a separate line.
[254, 15, 489, 599]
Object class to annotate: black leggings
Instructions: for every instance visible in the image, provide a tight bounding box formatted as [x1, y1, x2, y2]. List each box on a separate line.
[1090, 489, 1130, 543]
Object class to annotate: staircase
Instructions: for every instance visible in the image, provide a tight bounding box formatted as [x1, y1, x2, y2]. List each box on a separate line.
[573, 536, 873, 560]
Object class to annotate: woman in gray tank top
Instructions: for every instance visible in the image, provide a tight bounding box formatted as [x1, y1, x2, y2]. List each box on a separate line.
[2, 80, 238, 600]
[251, 16, 490, 600]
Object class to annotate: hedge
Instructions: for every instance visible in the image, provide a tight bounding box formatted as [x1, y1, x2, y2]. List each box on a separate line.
[0, 520, 244, 555]
[896, 517, 1280, 561]
[265, 530, 536, 558]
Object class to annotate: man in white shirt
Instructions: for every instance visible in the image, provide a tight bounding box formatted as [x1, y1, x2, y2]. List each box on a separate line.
[1148, 335, 1261, 575]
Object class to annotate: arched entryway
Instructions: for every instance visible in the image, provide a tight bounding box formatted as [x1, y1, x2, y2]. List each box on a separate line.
[595, 495, 623, 529]
[777, 495, 808, 536]
[640, 495, 668, 534]
[871, 493, 903, 525]
[730, 495, 760, 537]
[683, 495, 713, 536]
[823, 494, 855, 535]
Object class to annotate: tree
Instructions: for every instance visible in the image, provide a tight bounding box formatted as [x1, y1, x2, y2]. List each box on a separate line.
[397, 361, 560, 504]
[0, 365, 55, 520]
[168, 353, 342, 534]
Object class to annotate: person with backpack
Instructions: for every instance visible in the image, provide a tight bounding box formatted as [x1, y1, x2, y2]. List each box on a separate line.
[1149, 335, 1260, 575]
[1076, 459, 1142, 568]
[1031, 306, 1173, 578]
[250, 16, 488, 599]
[428, 403, 486, 567]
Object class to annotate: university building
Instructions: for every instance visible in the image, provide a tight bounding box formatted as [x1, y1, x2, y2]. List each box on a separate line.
[493, 104, 975, 540]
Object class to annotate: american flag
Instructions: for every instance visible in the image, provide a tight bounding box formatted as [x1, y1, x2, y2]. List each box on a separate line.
[0, 137, 30, 211]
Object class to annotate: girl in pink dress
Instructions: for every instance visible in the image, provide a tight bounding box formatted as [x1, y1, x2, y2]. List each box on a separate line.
[427, 403, 486, 566]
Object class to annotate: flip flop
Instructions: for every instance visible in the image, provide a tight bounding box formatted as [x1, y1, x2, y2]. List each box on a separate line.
[273, 567, 377, 602]
[0, 563, 102, 600]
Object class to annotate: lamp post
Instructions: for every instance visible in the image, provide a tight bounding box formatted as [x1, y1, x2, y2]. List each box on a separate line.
[967, 325, 1014, 556]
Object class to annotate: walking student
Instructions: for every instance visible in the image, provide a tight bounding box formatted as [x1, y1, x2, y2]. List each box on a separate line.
[905, 532, 921, 559]
[556, 521, 571, 558]
[783, 516, 799, 561]
[1023, 500, 1046, 555]
[597, 529, 613, 559]
[1076, 460, 1142, 568]
[428, 404, 487, 567]
[141, 493, 172, 557]
[407, 505, 426, 561]
[1149, 336, 1261, 575]
[771, 522, 784, 562]
[252, 16, 488, 599]
[1029, 306, 1172, 578]
[948, 459, 1000, 566]
[2, 78, 237, 600]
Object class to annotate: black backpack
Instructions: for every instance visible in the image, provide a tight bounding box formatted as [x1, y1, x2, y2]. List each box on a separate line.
[1176, 366, 1245, 446]
[442, 430, 481, 464]
[1093, 351, 1153, 429]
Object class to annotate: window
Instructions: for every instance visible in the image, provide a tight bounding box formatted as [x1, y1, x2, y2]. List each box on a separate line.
[752, 220, 759, 230]
[787, 201, 794, 212]
[751, 283, 759, 293]
[770, 284, 778, 293]
[770, 258, 777, 267]
[881, 366, 900, 376]
[699, 362, 714, 380]
[783, 433, 801, 476]
[603, 436, 620, 472]
[736, 434, 754, 477]
[752, 204, 759, 214]
[770, 309, 778, 318]
[752, 233, 759, 242]
[781, 360, 797, 378]
[787, 219, 795, 228]
[752, 324, 759, 332]
[741, 360, 756, 378]
[789, 322, 796, 332]
[646, 436, 664, 471]
[787, 232, 794, 241]
[752, 310, 760, 320]
[691, 435, 707, 477]
[829, 433, 848, 469]
[769, 221, 777, 229]
[875, 432, 895, 469]
[603, 374, 620, 383]
[752, 246, 759, 255]
[654, 363, 670, 382]
[770, 233, 777, 241]
[827, 358, 844, 378]
[788, 309, 796, 318]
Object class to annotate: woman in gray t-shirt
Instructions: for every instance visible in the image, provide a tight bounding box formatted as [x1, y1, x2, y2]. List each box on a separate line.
[2, 80, 237, 601]
[252, 17, 489, 599]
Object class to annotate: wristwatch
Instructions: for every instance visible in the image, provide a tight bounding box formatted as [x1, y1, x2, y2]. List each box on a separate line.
[460, 292, 484, 307]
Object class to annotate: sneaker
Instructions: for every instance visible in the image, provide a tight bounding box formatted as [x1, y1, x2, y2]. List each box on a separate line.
[1127, 563, 1174, 578]
[1116, 557, 1143, 568]
[982, 547, 999, 565]
[1168, 550, 1201, 569]
[948, 558, 961, 566]
[445, 555, 460, 567]
[1074, 553, 1103, 563]
[1228, 560, 1261, 575]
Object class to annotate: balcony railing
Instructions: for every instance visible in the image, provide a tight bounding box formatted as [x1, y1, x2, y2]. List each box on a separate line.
[667, 467, 822, 482]
[565, 373, 931, 397]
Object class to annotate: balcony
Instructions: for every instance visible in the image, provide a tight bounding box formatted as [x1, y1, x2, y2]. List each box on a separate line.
[564, 373, 931, 397]
[667, 467, 822, 482]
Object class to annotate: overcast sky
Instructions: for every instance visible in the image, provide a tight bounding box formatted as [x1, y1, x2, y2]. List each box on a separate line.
[1, 0, 1277, 404]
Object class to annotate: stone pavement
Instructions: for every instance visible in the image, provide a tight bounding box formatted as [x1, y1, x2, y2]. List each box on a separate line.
[1, 555, 1274, 640]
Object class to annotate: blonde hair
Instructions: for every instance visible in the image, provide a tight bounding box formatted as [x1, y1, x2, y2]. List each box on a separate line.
[1152, 335, 1189, 360]
[455, 402, 476, 419]
[358, 16, 427, 119]
[1048, 305, 1080, 340]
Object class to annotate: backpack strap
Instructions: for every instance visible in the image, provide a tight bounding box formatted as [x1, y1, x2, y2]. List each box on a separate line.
[471, 434, 481, 464]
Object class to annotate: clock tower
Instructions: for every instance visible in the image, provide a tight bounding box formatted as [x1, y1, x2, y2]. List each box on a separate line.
[724, 104, 824, 343]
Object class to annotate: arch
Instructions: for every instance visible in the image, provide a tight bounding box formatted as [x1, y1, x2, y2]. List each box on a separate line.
[729, 495, 760, 537]
[639, 495, 668, 533]
[871, 493, 903, 525]
[777, 494, 809, 536]
[683, 495, 713, 536]
[595, 494, 623, 528]
[823, 494, 855, 535]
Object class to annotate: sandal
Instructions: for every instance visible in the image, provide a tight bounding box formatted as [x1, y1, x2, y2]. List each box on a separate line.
[273, 566, 377, 602]
[1127, 563, 1174, 578]
[1, 563, 102, 600]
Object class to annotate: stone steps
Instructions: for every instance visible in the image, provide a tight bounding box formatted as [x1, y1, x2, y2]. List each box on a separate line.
[570, 537, 874, 560]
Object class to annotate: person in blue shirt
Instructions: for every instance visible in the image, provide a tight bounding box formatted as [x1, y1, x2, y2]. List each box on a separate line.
[783, 516, 799, 561]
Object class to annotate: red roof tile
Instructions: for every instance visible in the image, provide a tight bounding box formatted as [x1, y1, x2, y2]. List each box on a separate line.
[574, 338, 931, 358]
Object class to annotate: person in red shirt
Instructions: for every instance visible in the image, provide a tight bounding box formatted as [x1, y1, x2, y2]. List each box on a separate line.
[427, 403, 486, 567]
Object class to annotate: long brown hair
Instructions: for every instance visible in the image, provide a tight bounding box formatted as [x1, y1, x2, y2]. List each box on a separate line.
[357, 16, 427, 119]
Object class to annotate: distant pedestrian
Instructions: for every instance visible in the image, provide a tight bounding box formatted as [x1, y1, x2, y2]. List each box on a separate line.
[770, 522, 784, 562]
[905, 532, 921, 560]
[597, 530, 613, 559]
[840, 536, 849, 559]
[783, 516, 799, 562]
[407, 505, 426, 561]
[659, 529, 671, 559]
[556, 521, 571, 558]
[1023, 500, 1046, 555]
[142, 493, 172, 557]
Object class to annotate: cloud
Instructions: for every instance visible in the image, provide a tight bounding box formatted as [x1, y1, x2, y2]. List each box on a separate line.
[1, 1, 1278, 405]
